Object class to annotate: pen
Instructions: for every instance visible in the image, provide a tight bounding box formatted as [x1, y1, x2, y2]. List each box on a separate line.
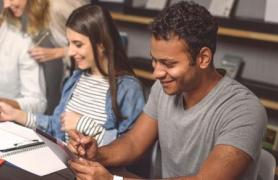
[0, 141, 45, 152]
[92, 131, 102, 137]
[13, 139, 39, 147]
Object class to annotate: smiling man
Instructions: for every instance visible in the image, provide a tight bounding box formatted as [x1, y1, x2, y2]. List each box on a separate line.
[68, 1, 267, 180]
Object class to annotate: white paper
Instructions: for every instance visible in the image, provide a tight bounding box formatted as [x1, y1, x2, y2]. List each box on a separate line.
[0, 122, 67, 176]
[265, 0, 278, 23]
[0, 129, 26, 150]
[1, 145, 66, 176]
[209, 0, 235, 17]
[0, 122, 42, 150]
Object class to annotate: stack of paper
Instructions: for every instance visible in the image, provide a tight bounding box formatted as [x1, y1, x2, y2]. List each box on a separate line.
[0, 122, 67, 176]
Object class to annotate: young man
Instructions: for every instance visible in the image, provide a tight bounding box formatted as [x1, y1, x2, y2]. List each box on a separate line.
[67, 1, 267, 180]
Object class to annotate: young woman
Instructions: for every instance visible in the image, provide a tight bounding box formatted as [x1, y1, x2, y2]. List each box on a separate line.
[0, 4, 145, 145]
[1, 0, 89, 113]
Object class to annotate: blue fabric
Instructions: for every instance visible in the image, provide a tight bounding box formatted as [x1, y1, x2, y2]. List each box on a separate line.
[36, 70, 145, 141]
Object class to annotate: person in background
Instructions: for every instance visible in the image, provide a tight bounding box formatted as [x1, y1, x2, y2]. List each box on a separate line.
[0, 0, 46, 113]
[1, 0, 89, 114]
[0, 4, 145, 147]
[66, 1, 267, 180]
[2, 0, 89, 71]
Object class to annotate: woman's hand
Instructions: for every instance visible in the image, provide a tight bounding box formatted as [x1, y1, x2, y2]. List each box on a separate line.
[60, 111, 81, 131]
[0, 102, 27, 125]
[28, 47, 65, 62]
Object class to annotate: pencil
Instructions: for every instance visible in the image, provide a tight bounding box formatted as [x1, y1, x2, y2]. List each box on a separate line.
[33, 32, 49, 47]
[92, 131, 102, 137]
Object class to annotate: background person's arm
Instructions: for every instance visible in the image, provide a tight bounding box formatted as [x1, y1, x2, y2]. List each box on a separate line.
[0, 97, 20, 109]
[16, 44, 47, 113]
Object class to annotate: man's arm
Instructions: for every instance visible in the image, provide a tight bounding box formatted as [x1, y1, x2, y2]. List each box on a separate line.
[68, 113, 252, 180]
[68, 112, 159, 166]
[96, 112, 159, 166]
[122, 144, 251, 180]
[69, 140, 252, 180]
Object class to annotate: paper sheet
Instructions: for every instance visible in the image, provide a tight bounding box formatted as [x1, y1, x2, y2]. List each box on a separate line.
[0, 122, 67, 176]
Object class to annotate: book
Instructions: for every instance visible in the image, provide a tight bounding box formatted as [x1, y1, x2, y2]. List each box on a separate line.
[208, 0, 235, 17]
[0, 122, 70, 176]
[265, 0, 278, 23]
[234, 0, 266, 21]
[145, 0, 168, 10]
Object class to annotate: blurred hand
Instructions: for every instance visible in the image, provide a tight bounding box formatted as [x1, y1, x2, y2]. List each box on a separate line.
[28, 47, 63, 62]
[67, 130, 98, 160]
[0, 102, 22, 122]
[69, 158, 113, 180]
[60, 111, 81, 131]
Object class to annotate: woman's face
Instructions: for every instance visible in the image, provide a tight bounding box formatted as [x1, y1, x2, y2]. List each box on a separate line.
[66, 28, 102, 75]
[3, 0, 28, 17]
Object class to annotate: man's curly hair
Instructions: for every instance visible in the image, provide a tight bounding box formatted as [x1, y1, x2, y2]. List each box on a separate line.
[150, 1, 218, 65]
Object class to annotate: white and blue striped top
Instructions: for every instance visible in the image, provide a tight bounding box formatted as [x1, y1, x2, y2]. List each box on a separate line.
[27, 72, 109, 144]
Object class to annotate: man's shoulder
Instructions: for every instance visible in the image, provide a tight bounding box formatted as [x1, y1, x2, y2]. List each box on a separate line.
[223, 76, 260, 103]
[217, 76, 266, 119]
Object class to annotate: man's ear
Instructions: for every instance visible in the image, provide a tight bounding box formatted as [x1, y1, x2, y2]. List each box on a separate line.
[196, 47, 212, 69]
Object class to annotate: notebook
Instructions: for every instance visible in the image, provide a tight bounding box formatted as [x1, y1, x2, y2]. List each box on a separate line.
[0, 122, 68, 176]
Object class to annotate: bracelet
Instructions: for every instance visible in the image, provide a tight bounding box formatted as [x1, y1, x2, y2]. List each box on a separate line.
[113, 175, 123, 180]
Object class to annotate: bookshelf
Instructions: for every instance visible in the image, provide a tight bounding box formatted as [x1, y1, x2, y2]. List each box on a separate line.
[111, 12, 278, 112]
[111, 12, 278, 43]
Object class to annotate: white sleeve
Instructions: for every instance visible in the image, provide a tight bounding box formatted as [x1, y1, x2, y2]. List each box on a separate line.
[15, 46, 47, 113]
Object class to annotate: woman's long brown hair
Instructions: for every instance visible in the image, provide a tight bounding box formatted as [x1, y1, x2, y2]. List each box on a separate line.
[66, 4, 134, 124]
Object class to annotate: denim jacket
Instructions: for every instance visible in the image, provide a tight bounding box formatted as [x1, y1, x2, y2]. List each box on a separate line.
[36, 70, 145, 142]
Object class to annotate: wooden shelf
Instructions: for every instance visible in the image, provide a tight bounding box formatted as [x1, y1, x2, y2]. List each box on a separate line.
[111, 12, 153, 25]
[134, 68, 154, 80]
[111, 12, 278, 43]
[260, 98, 278, 111]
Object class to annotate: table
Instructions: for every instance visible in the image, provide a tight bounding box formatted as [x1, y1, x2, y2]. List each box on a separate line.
[0, 163, 75, 180]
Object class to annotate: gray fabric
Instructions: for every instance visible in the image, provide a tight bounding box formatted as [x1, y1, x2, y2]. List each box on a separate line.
[144, 75, 267, 180]
[35, 32, 64, 115]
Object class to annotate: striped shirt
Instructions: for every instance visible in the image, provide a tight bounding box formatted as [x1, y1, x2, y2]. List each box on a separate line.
[26, 72, 109, 144]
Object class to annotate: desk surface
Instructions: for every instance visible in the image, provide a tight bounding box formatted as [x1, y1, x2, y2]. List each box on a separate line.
[0, 163, 75, 180]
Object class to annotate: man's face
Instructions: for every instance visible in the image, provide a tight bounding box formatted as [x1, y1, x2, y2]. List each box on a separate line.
[150, 35, 201, 95]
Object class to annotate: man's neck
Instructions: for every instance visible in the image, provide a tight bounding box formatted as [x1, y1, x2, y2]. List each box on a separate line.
[183, 70, 223, 109]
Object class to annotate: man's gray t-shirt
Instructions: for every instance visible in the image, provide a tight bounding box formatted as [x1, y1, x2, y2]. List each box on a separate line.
[144, 76, 267, 180]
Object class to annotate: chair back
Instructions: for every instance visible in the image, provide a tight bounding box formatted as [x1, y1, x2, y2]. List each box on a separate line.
[257, 149, 276, 180]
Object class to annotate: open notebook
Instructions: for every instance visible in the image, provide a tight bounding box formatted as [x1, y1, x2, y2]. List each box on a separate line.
[0, 122, 70, 176]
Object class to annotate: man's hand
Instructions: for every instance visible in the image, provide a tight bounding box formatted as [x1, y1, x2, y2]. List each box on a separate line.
[67, 130, 99, 160]
[60, 112, 81, 131]
[69, 158, 113, 180]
